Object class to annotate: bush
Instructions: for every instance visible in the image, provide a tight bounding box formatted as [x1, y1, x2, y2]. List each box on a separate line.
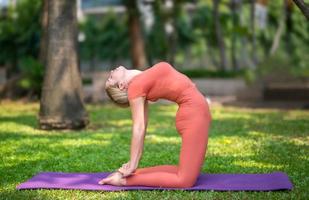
[179, 68, 248, 78]
[17, 56, 44, 97]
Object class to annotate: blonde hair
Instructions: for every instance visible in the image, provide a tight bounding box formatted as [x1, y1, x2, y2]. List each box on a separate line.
[105, 83, 130, 108]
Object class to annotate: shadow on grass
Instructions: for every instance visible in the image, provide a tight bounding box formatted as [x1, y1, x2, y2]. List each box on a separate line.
[210, 111, 309, 138]
[1, 190, 55, 200]
[0, 115, 37, 128]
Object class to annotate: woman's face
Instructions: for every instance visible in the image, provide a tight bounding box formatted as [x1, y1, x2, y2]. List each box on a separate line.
[106, 66, 126, 89]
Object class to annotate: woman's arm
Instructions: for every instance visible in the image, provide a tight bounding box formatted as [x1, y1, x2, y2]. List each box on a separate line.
[144, 100, 148, 135]
[128, 96, 147, 169]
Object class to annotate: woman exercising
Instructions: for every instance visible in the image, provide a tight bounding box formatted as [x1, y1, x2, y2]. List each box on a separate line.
[99, 61, 212, 188]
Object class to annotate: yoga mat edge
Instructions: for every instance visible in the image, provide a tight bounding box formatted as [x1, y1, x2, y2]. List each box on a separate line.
[16, 171, 293, 191]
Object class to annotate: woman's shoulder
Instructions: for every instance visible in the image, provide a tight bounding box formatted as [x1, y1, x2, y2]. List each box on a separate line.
[148, 61, 173, 75]
[152, 61, 173, 70]
[129, 61, 172, 86]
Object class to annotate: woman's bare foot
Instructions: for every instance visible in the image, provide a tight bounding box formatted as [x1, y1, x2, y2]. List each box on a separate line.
[98, 172, 126, 186]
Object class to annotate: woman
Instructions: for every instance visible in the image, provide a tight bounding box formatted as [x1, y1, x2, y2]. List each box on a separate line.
[99, 61, 212, 188]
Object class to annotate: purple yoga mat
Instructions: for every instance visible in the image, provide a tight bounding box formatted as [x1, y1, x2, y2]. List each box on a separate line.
[16, 171, 293, 191]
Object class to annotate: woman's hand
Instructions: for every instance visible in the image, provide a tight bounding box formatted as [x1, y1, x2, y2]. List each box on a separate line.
[117, 161, 137, 177]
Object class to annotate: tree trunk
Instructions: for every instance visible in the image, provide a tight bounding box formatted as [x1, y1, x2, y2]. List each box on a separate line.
[250, 0, 258, 66]
[270, 0, 287, 55]
[230, 0, 239, 71]
[5, 49, 18, 80]
[213, 0, 228, 71]
[165, 0, 181, 66]
[138, 0, 154, 66]
[125, 0, 147, 69]
[293, 0, 309, 20]
[39, 0, 49, 67]
[39, 0, 89, 130]
[285, 0, 294, 54]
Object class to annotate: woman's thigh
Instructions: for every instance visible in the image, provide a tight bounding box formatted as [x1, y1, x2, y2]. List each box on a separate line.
[179, 120, 209, 178]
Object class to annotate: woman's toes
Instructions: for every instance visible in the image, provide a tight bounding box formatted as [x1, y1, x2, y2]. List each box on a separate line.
[98, 173, 125, 186]
[98, 177, 111, 185]
[98, 179, 106, 185]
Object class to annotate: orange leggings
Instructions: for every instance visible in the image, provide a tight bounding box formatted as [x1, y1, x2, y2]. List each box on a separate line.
[124, 87, 211, 188]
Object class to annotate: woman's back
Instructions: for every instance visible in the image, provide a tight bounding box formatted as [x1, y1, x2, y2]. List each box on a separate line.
[127, 62, 198, 104]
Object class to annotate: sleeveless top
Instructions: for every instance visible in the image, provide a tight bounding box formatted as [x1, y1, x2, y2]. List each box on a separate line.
[127, 62, 197, 105]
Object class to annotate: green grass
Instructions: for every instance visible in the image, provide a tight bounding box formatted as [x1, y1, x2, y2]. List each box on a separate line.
[0, 101, 308, 200]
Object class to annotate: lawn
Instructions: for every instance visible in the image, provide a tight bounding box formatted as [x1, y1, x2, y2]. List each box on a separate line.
[0, 100, 308, 199]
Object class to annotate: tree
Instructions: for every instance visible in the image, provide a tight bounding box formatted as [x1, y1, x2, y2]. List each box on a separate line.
[0, 0, 41, 99]
[257, 0, 295, 56]
[124, 0, 147, 69]
[164, 0, 183, 66]
[285, 0, 294, 53]
[213, 0, 228, 71]
[39, 0, 48, 67]
[38, 0, 89, 130]
[250, 0, 258, 66]
[270, 0, 288, 55]
[293, 0, 309, 20]
[230, 0, 240, 70]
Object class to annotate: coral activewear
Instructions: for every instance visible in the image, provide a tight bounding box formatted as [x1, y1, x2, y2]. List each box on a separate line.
[126, 61, 212, 188]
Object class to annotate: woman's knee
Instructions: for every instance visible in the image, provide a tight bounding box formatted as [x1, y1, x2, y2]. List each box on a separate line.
[177, 176, 197, 188]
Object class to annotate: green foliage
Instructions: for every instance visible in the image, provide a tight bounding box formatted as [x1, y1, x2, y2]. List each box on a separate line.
[257, 55, 285, 78]
[17, 56, 44, 96]
[192, 4, 215, 46]
[145, 0, 169, 60]
[79, 11, 130, 65]
[288, 5, 309, 77]
[257, 53, 309, 78]
[0, 0, 308, 93]
[82, 78, 93, 85]
[174, 8, 196, 48]
[179, 67, 250, 79]
[0, 0, 41, 65]
[242, 68, 257, 85]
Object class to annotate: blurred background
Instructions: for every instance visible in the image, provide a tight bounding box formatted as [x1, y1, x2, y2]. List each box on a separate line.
[0, 0, 308, 108]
